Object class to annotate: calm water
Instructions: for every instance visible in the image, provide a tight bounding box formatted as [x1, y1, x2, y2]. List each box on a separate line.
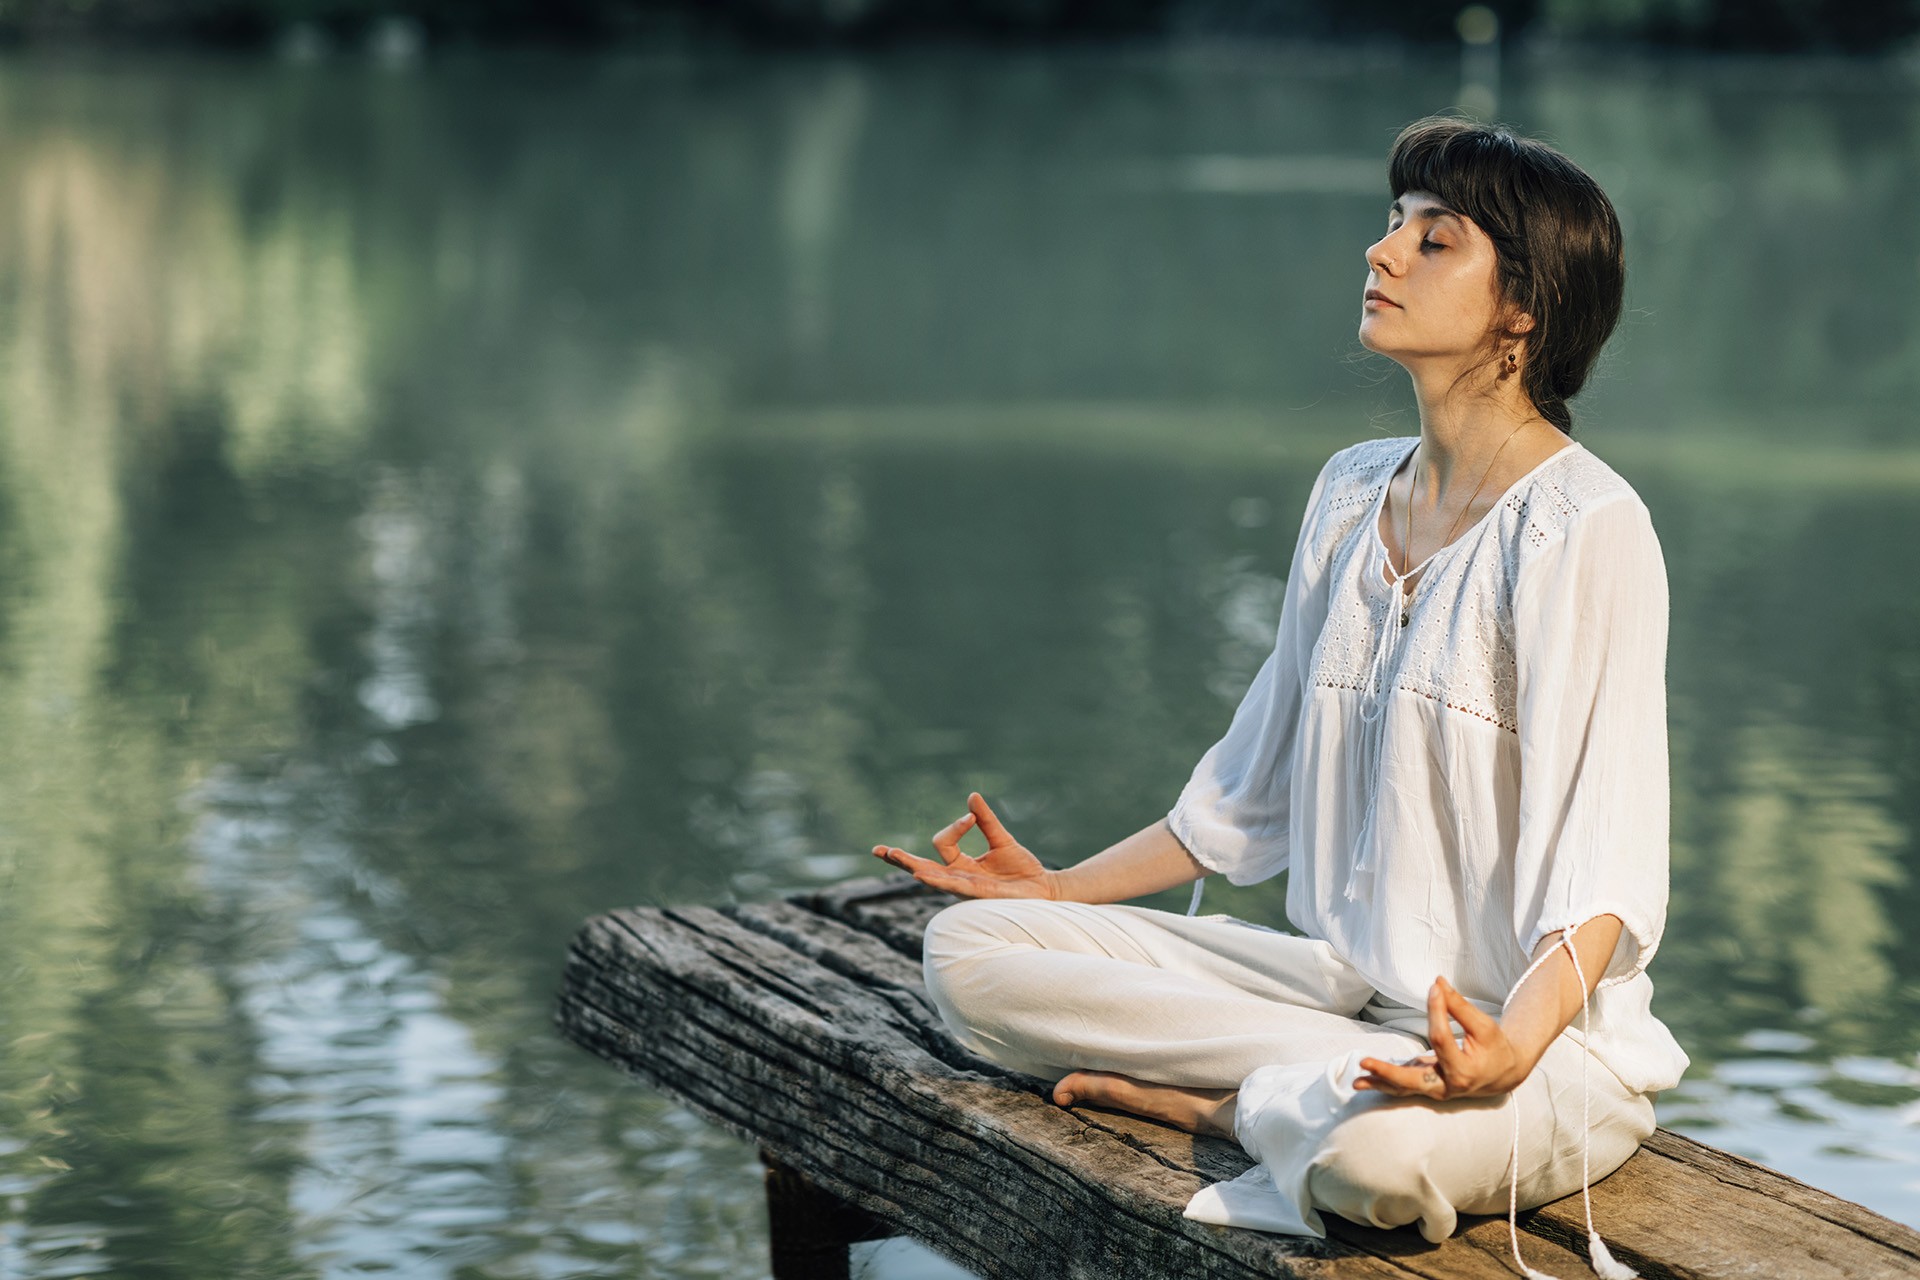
[0, 43, 1916, 1279]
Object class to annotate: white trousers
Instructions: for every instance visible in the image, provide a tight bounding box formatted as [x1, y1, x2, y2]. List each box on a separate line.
[921, 898, 1656, 1242]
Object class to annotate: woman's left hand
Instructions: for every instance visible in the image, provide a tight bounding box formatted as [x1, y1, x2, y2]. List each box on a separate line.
[1354, 975, 1531, 1100]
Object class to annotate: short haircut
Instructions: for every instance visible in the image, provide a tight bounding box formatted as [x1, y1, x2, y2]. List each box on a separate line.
[1387, 115, 1626, 434]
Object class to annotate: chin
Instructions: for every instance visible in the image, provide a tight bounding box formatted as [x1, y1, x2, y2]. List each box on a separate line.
[1358, 316, 1403, 354]
[1357, 336, 1408, 368]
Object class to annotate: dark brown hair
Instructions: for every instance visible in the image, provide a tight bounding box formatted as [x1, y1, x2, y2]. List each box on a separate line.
[1387, 115, 1625, 435]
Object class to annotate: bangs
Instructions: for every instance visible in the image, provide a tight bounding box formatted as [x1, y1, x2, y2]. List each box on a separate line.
[1387, 120, 1528, 238]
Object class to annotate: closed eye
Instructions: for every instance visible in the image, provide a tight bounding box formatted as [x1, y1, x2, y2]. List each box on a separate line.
[1386, 223, 1446, 252]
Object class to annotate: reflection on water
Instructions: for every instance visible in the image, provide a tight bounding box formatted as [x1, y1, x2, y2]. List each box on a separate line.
[0, 45, 1914, 1279]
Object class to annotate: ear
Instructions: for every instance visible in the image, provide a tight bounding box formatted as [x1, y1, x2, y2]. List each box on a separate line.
[1491, 292, 1535, 339]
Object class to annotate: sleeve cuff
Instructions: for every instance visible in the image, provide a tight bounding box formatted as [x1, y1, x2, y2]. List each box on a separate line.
[1167, 801, 1228, 876]
[1524, 904, 1659, 990]
[1165, 793, 1287, 888]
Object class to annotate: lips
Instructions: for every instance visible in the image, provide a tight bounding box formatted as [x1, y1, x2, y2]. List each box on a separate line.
[1365, 289, 1399, 307]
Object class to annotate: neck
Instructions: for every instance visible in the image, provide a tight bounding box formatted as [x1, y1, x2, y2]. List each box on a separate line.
[1406, 361, 1554, 492]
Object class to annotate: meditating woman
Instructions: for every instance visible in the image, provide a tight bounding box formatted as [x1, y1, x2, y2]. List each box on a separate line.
[871, 115, 1687, 1276]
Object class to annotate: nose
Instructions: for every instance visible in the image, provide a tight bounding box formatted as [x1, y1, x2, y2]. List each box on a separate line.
[1366, 237, 1397, 278]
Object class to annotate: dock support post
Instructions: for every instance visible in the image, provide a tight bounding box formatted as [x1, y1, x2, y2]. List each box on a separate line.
[762, 1148, 893, 1279]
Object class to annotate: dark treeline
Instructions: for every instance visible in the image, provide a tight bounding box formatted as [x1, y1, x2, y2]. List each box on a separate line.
[3, 0, 1916, 54]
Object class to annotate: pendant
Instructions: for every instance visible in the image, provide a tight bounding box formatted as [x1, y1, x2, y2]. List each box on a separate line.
[1399, 611, 1409, 627]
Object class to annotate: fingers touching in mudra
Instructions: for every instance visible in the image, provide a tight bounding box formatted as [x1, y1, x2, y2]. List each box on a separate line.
[871, 793, 1058, 900]
[1355, 975, 1527, 1101]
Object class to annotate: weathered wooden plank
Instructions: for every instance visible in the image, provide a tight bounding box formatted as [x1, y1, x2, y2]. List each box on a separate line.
[563, 907, 1439, 1277]
[1640, 1128, 1920, 1253]
[560, 902, 1594, 1278]
[1524, 1130, 1920, 1280]
[569, 923, 1222, 1273]
[558, 877, 1920, 1279]
[797, 875, 961, 957]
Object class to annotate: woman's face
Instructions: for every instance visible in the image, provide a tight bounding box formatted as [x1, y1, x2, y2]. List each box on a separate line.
[1358, 189, 1524, 366]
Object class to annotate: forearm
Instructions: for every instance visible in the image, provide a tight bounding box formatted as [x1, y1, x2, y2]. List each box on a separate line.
[1048, 818, 1207, 904]
[1497, 913, 1624, 1073]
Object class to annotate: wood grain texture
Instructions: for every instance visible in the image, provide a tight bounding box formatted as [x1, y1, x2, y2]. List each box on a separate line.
[556, 875, 1920, 1279]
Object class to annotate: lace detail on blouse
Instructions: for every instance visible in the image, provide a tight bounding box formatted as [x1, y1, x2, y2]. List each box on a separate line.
[1312, 437, 1410, 541]
[1305, 435, 1638, 736]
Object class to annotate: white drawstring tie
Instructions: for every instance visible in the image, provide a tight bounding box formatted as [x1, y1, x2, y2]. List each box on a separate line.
[1501, 920, 1639, 1280]
[1342, 554, 1430, 902]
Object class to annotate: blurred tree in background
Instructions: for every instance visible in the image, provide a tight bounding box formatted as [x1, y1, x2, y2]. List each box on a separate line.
[0, 0, 1913, 53]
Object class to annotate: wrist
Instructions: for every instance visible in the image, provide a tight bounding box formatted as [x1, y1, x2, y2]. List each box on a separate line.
[1492, 1058, 1537, 1095]
[1495, 1018, 1552, 1080]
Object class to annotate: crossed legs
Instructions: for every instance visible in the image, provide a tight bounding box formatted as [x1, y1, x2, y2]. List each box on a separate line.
[921, 896, 1416, 1086]
[921, 896, 1655, 1241]
[924, 894, 1405, 1142]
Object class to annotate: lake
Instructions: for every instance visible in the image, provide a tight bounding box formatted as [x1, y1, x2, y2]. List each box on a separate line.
[0, 42, 1914, 1279]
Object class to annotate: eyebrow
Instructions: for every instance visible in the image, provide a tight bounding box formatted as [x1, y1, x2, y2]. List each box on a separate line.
[1388, 199, 1463, 224]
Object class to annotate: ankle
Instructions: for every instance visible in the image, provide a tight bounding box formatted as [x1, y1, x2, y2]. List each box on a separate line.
[1207, 1092, 1239, 1141]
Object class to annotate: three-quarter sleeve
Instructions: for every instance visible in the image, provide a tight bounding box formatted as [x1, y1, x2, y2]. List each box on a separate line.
[1166, 458, 1335, 887]
[1509, 494, 1671, 988]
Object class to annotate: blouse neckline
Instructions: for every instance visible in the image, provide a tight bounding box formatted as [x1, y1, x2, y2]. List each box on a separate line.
[1369, 434, 1586, 593]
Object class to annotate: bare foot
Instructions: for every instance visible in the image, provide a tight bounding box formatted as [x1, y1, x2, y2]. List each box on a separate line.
[1053, 1070, 1238, 1140]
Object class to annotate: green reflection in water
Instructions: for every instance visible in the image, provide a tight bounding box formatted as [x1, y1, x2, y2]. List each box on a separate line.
[0, 43, 1914, 1280]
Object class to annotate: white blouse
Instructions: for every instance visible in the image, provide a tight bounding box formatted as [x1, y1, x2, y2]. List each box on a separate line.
[1167, 434, 1689, 1097]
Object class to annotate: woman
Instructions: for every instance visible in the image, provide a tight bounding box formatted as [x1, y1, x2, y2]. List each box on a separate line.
[871, 115, 1686, 1278]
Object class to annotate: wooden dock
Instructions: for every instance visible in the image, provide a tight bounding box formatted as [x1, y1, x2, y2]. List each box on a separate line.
[554, 875, 1920, 1279]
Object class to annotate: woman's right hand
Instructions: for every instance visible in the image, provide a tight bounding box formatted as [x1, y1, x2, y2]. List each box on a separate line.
[871, 792, 1060, 900]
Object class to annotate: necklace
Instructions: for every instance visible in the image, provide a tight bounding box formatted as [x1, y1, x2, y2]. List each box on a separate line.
[1395, 420, 1535, 626]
